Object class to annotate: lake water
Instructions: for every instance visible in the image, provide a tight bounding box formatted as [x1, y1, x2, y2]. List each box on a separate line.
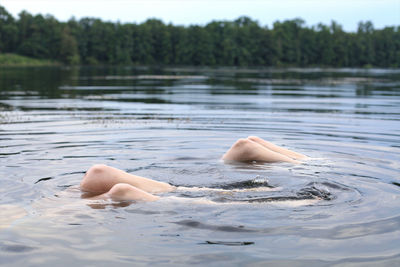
[0, 66, 399, 266]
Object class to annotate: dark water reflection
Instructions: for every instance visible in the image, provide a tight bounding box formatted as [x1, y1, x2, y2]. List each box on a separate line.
[0, 66, 400, 266]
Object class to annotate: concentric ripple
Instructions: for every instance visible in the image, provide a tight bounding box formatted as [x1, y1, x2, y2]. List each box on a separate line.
[0, 66, 399, 265]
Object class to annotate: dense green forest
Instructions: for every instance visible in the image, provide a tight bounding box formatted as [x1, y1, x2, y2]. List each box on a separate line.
[0, 5, 399, 67]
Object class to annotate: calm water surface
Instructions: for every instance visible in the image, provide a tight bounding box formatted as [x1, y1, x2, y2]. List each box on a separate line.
[0, 66, 399, 266]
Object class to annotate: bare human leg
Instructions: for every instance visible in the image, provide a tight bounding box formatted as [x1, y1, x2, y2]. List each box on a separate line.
[94, 183, 160, 202]
[247, 136, 308, 160]
[222, 137, 306, 163]
[80, 164, 175, 194]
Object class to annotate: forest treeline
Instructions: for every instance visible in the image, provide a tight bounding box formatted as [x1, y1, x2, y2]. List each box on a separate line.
[0, 5, 399, 67]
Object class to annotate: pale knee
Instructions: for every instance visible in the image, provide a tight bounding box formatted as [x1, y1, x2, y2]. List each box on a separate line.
[85, 164, 109, 177]
[226, 138, 256, 160]
[108, 183, 132, 197]
[80, 164, 110, 192]
[233, 138, 252, 148]
[107, 183, 159, 202]
[234, 138, 257, 153]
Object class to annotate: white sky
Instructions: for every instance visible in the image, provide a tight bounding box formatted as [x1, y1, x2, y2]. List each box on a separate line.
[1, 0, 399, 31]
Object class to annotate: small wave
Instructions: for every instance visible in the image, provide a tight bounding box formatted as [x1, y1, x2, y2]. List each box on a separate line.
[214, 176, 274, 190]
[175, 176, 275, 191]
[173, 177, 336, 204]
[175, 186, 280, 193]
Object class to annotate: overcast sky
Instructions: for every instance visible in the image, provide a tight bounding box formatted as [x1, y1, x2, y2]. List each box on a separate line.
[1, 0, 399, 32]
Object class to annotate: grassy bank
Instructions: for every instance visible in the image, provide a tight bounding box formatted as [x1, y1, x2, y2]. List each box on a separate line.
[0, 53, 60, 66]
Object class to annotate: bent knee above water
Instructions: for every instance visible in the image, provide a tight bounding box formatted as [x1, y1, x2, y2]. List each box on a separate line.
[85, 164, 110, 177]
[107, 183, 134, 196]
[232, 138, 254, 148]
[107, 183, 159, 202]
[80, 164, 113, 193]
[223, 138, 257, 161]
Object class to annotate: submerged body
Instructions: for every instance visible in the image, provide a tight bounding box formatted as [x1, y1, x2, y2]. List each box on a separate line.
[80, 136, 308, 202]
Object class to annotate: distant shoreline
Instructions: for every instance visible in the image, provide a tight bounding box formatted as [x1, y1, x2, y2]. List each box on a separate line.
[0, 53, 60, 67]
[1, 3, 399, 68]
[0, 54, 382, 69]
